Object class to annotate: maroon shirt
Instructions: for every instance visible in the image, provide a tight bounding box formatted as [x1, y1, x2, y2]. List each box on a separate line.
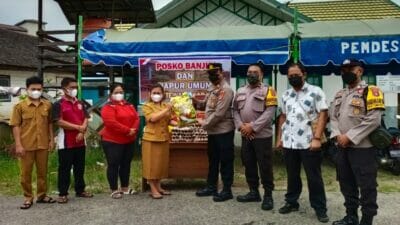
[52, 97, 89, 149]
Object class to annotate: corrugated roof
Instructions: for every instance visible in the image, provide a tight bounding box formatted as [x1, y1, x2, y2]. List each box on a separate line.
[289, 0, 400, 21]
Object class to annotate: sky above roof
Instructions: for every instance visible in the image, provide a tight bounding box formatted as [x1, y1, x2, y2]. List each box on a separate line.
[0, 0, 399, 35]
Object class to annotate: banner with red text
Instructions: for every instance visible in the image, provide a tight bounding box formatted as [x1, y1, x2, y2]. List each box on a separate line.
[139, 56, 231, 104]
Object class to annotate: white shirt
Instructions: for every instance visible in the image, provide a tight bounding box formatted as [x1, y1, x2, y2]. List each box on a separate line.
[281, 82, 328, 149]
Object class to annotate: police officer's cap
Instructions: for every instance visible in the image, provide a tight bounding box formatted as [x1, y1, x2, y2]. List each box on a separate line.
[207, 63, 223, 71]
[341, 58, 363, 68]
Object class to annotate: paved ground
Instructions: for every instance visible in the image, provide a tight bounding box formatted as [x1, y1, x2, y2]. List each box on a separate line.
[1, 189, 399, 225]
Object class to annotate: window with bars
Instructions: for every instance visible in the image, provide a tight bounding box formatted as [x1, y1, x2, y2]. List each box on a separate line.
[306, 73, 323, 88]
[362, 73, 376, 85]
[0, 75, 11, 102]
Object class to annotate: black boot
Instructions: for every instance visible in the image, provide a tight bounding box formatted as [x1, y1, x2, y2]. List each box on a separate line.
[213, 187, 233, 202]
[278, 203, 299, 214]
[236, 189, 261, 202]
[195, 186, 217, 197]
[332, 215, 359, 225]
[261, 190, 273, 210]
[359, 215, 373, 225]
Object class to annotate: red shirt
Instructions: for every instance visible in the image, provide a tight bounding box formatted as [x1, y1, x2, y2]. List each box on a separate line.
[100, 100, 140, 144]
[53, 97, 89, 149]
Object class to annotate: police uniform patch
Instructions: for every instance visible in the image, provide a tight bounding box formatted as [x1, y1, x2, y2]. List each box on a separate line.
[265, 87, 278, 107]
[351, 99, 362, 107]
[353, 107, 360, 115]
[366, 86, 385, 111]
[218, 90, 225, 100]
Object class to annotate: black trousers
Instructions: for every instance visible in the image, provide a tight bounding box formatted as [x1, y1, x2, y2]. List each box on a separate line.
[58, 147, 86, 196]
[102, 141, 134, 190]
[336, 147, 378, 217]
[283, 148, 327, 214]
[241, 137, 274, 192]
[207, 130, 235, 189]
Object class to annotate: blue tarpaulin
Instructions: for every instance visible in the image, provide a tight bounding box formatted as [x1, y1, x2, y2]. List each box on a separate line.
[80, 24, 293, 66]
[300, 36, 400, 66]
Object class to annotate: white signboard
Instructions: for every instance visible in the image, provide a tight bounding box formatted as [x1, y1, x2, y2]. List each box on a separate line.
[376, 75, 400, 93]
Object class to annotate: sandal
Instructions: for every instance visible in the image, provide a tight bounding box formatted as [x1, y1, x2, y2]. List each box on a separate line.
[110, 191, 123, 199]
[149, 193, 163, 199]
[20, 200, 33, 210]
[159, 190, 171, 195]
[122, 188, 137, 195]
[57, 196, 68, 204]
[36, 196, 56, 204]
[76, 191, 94, 198]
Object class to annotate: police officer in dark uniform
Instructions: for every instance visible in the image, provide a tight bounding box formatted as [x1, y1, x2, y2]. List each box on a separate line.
[195, 63, 235, 202]
[330, 59, 384, 225]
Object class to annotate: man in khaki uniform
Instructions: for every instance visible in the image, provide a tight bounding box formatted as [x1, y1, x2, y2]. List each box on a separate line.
[195, 63, 235, 202]
[233, 63, 277, 210]
[330, 59, 384, 225]
[10, 76, 55, 209]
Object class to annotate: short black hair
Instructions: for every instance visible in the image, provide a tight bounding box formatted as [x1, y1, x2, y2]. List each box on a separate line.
[26, 76, 43, 88]
[248, 63, 264, 74]
[109, 82, 124, 94]
[61, 77, 77, 88]
[287, 62, 307, 75]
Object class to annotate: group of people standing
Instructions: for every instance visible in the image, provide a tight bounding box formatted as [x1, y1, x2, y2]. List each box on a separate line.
[194, 60, 383, 225]
[10, 58, 383, 225]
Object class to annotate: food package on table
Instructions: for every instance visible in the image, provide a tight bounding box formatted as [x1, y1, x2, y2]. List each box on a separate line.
[170, 92, 197, 126]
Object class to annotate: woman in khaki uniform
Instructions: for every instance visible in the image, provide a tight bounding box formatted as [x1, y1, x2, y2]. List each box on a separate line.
[142, 83, 173, 199]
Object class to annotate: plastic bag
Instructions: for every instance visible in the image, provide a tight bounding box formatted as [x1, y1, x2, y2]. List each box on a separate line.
[170, 92, 197, 126]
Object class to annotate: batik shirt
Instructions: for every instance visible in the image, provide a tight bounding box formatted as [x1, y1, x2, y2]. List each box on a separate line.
[281, 82, 328, 149]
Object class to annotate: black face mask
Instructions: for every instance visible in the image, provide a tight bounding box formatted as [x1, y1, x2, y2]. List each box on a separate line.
[247, 73, 259, 86]
[288, 75, 303, 88]
[208, 70, 220, 85]
[341, 72, 358, 85]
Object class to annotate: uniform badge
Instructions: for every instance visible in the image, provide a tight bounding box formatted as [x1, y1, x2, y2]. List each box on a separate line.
[353, 108, 360, 115]
[351, 99, 362, 107]
[371, 87, 380, 97]
[218, 90, 225, 100]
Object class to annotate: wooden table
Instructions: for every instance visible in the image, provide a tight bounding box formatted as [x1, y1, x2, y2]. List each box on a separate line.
[142, 142, 208, 191]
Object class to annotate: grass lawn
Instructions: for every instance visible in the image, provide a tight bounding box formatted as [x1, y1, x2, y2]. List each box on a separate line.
[0, 148, 399, 196]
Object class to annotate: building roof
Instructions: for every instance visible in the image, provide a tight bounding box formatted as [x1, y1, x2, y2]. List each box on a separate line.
[143, 0, 313, 28]
[0, 26, 68, 70]
[289, 0, 400, 21]
[15, 19, 47, 26]
[54, 0, 156, 25]
[0, 24, 27, 33]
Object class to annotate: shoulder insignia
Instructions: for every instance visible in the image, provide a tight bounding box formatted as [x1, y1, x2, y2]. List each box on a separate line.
[265, 87, 278, 107]
[366, 86, 385, 111]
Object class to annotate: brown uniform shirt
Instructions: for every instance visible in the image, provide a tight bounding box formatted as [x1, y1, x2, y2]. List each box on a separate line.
[9, 98, 52, 151]
[233, 84, 277, 138]
[203, 80, 235, 135]
[142, 102, 170, 142]
[330, 81, 383, 148]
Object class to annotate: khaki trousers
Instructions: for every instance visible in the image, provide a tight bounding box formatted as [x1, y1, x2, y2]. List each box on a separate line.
[20, 149, 49, 201]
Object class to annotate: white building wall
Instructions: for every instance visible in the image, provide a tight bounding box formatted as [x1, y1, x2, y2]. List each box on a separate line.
[0, 70, 73, 119]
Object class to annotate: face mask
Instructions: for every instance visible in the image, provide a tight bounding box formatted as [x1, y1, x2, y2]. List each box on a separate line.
[208, 70, 220, 85]
[341, 72, 358, 85]
[28, 90, 42, 99]
[288, 75, 303, 88]
[67, 88, 78, 98]
[247, 73, 259, 85]
[112, 93, 124, 101]
[151, 94, 163, 103]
